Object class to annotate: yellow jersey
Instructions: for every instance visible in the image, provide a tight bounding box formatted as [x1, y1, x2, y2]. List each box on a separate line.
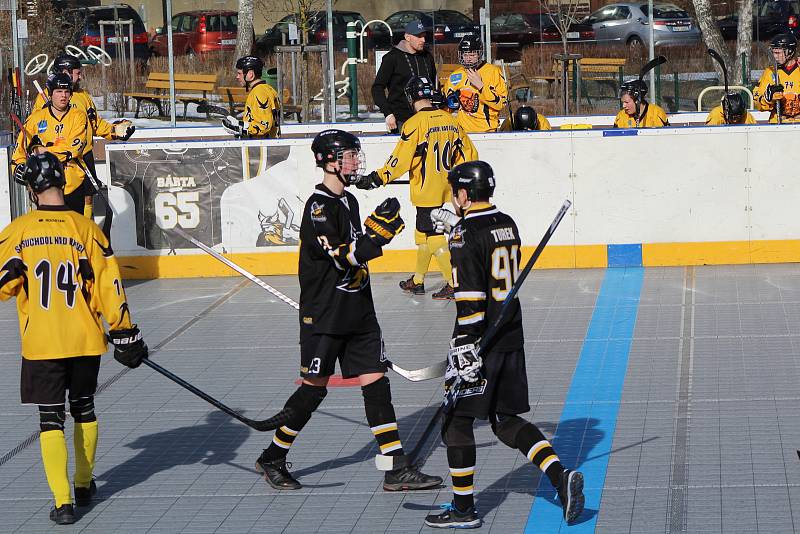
[443, 63, 508, 133]
[376, 107, 478, 207]
[705, 105, 757, 125]
[753, 62, 800, 123]
[244, 81, 279, 138]
[613, 103, 669, 128]
[33, 88, 115, 153]
[0, 206, 133, 360]
[12, 106, 89, 195]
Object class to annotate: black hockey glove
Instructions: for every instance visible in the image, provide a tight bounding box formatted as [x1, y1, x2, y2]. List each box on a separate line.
[354, 171, 383, 190]
[113, 120, 135, 141]
[364, 197, 405, 247]
[222, 115, 244, 137]
[12, 163, 26, 185]
[108, 325, 148, 369]
[448, 335, 482, 382]
[765, 83, 784, 102]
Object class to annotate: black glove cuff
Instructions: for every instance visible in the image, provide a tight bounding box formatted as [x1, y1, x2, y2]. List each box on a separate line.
[108, 325, 142, 347]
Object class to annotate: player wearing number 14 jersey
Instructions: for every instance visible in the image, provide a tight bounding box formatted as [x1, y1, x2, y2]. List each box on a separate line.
[356, 76, 477, 300]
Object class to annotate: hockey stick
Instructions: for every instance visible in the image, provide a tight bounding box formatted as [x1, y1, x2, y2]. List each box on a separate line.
[634, 55, 667, 127]
[196, 102, 237, 118]
[140, 358, 292, 431]
[170, 226, 444, 381]
[707, 49, 729, 94]
[399, 199, 573, 468]
[763, 43, 784, 124]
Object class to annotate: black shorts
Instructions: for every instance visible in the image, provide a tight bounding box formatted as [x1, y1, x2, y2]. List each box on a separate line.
[445, 348, 530, 419]
[20, 356, 101, 405]
[64, 179, 96, 215]
[300, 329, 387, 379]
[416, 206, 444, 237]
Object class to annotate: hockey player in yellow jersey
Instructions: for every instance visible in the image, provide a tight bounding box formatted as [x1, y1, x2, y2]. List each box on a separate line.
[12, 73, 90, 215]
[443, 34, 508, 133]
[356, 76, 478, 300]
[0, 152, 148, 525]
[222, 56, 279, 138]
[613, 80, 669, 128]
[705, 92, 757, 125]
[754, 33, 800, 123]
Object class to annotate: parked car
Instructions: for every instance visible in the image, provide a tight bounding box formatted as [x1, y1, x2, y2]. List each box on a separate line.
[62, 4, 150, 61]
[150, 11, 239, 57]
[255, 11, 370, 55]
[490, 12, 595, 51]
[371, 10, 480, 46]
[583, 3, 701, 47]
[718, 0, 800, 40]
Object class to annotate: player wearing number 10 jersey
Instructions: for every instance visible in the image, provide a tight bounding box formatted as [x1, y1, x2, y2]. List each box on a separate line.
[357, 76, 478, 300]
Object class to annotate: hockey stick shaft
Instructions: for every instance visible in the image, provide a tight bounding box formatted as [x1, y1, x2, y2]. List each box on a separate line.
[171, 227, 438, 381]
[707, 49, 729, 92]
[141, 358, 290, 431]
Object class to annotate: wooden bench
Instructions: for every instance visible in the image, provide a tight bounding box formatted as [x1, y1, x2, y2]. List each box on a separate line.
[529, 57, 626, 100]
[216, 85, 303, 122]
[124, 73, 217, 118]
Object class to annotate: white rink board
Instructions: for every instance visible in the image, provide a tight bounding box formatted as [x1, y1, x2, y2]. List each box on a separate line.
[3, 124, 800, 268]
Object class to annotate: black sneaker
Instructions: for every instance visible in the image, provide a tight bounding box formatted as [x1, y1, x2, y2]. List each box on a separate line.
[424, 502, 482, 529]
[49, 504, 75, 525]
[383, 464, 442, 491]
[432, 283, 455, 300]
[74, 479, 97, 507]
[255, 455, 302, 490]
[399, 276, 425, 295]
[557, 469, 585, 523]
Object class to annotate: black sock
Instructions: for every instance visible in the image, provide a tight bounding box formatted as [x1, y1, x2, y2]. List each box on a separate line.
[447, 445, 476, 512]
[363, 377, 404, 457]
[515, 422, 564, 487]
[261, 384, 326, 461]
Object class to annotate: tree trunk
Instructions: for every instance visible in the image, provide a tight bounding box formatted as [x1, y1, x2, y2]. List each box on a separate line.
[691, 0, 731, 83]
[735, 0, 754, 85]
[235, 0, 254, 58]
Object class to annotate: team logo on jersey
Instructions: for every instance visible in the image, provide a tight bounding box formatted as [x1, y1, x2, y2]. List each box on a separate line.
[37, 120, 48, 134]
[450, 72, 463, 84]
[458, 89, 480, 113]
[256, 198, 300, 247]
[449, 225, 466, 249]
[310, 201, 327, 223]
[336, 266, 369, 292]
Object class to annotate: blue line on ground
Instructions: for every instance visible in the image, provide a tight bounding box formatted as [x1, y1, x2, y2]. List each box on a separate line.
[607, 244, 643, 268]
[524, 266, 645, 533]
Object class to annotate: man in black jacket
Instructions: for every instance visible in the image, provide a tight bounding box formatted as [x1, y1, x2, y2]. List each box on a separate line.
[371, 20, 437, 133]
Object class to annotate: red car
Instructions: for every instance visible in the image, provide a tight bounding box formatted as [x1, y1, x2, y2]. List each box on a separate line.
[150, 11, 239, 56]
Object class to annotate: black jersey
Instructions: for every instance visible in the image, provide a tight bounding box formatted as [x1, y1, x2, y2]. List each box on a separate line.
[109, 147, 244, 250]
[449, 205, 524, 352]
[298, 184, 385, 337]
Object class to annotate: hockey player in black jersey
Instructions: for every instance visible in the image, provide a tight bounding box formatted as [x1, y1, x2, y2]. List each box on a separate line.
[424, 161, 584, 529]
[255, 129, 442, 492]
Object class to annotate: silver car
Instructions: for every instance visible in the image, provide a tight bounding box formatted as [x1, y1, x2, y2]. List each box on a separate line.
[583, 3, 701, 47]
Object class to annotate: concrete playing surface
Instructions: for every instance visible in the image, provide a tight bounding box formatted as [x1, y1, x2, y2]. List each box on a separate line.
[0, 265, 798, 533]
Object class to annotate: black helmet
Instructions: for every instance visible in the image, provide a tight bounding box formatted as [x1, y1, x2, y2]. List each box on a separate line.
[404, 76, 435, 105]
[448, 161, 496, 201]
[51, 54, 81, 73]
[311, 129, 365, 184]
[620, 79, 647, 102]
[770, 33, 797, 64]
[458, 34, 484, 69]
[722, 92, 746, 123]
[236, 55, 264, 78]
[513, 106, 539, 131]
[18, 152, 66, 193]
[46, 72, 73, 93]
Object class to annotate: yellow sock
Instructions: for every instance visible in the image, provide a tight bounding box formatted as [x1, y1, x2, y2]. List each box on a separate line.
[40, 430, 71, 507]
[82, 196, 93, 218]
[428, 234, 453, 285]
[73, 421, 98, 488]
[414, 241, 433, 285]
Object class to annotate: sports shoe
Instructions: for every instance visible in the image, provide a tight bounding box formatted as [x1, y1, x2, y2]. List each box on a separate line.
[384, 464, 442, 491]
[74, 479, 97, 507]
[432, 283, 455, 300]
[49, 503, 75, 525]
[255, 455, 302, 490]
[557, 469, 585, 523]
[399, 276, 425, 295]
[424, 502, 482, 529]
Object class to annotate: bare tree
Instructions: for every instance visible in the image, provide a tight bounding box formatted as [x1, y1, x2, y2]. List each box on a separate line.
[235, 0, 255, 58]
[537, 0, 583, 55]
[734, 0, 754, 85]
[691, 0, 730, 82]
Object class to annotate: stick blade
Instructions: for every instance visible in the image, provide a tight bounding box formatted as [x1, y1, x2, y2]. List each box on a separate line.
[249, 407, 295, 432]
[387, 360, 447, 381]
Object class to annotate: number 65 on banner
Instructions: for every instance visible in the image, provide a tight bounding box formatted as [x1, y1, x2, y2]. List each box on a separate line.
[154, 192, 200, 229]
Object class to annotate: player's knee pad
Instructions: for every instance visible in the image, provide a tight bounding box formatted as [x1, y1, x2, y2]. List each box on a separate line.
[361, 376, 392, 406]
[426, 234, 448, 255]
[491, 413, 527, 449]
[69, 396, 96, 423]
[38, 405, 66, 433]
[414, 230, 427, 246]
[287, 383, 328, 415]
[442, 415, 475, 448]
